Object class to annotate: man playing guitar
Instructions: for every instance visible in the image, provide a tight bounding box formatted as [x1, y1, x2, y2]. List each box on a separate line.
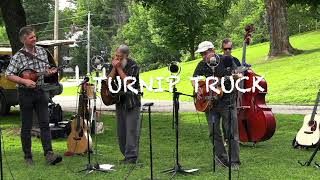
[5, 26, 62, 165]
[193, 41, 241, 170]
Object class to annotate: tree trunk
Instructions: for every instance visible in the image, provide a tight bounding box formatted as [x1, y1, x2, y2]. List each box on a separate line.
[189, 28, 196, 60]
[0, 0, 26, 54]
[190, 46, 195, 60]
[264, 0, 300, 58]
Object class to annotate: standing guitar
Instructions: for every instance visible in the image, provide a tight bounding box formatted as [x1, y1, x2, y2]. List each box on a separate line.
[295, 90, 320, 147]
[67, 82, 92, 154]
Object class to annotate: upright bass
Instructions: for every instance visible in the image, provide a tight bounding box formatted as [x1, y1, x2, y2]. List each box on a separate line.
[237, 24, 276, 143]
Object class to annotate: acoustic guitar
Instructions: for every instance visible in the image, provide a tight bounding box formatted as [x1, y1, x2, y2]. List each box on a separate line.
[194, 66, 249, 112]
[67, 84, 92, 154]
[295, 90, 320, 147]
[100, 79, 121, 106]
[194, 80, 223, 112]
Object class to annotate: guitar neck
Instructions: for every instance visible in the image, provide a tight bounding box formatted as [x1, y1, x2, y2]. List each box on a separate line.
[310, 90, 320, 120]
[37, 66, 63, 77]
[242, 41, 247, 65]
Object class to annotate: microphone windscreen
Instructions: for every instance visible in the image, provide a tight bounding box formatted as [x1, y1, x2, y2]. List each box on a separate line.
[223, 55, 233, 68]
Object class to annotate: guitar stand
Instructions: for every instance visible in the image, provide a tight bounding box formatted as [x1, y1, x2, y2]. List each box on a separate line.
[161, 86, 198, 179]
[298, 140, 320, 168]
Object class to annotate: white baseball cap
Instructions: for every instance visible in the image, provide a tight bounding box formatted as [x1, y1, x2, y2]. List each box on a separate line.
[195, 41, 215, 53]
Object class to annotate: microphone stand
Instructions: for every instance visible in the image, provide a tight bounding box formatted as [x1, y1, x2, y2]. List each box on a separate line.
[228, 96, 233, 180]
[0, 128, 3, 180]
[162, 85, 199, 179]
[92, 80, 114, 171]
[209, 61, 218, 173]
[78, 78, 114, 174]
[143, 103, 159, 180]
[226, 67, 234, 180]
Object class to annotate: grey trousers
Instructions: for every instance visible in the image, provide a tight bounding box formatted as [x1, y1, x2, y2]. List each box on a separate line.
[205, 103, 240, 164]
[115, 104, 141, 160]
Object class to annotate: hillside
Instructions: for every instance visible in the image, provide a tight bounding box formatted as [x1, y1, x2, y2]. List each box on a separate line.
[140, 31, 320, 104]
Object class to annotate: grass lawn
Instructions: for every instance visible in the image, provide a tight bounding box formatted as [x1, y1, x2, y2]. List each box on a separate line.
[62, 31, 320, 105]
[1, 111, 320, 179]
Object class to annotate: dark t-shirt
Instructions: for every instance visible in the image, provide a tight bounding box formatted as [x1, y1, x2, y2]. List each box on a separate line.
[193, 55, 238, 102]
[232, 56, 241, 66]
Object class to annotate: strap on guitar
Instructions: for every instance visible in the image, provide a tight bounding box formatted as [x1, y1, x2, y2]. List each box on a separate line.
[19, 49, 54, 66]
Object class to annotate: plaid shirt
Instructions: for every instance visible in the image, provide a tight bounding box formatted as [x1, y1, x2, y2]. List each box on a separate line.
[6, 46, 50, 86]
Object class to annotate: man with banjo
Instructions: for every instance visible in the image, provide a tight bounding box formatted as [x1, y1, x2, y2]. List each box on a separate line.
[5, 26, 62, 165]
[192, 41, 241, 170]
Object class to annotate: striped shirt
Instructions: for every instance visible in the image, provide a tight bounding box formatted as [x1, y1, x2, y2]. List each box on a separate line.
[5, 46, 50, 86]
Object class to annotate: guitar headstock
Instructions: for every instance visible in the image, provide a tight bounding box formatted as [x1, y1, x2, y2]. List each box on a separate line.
[244, 24, 255, 45]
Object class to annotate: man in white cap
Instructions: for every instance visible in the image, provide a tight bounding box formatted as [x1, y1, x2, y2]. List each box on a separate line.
[193, 41, 241, 170]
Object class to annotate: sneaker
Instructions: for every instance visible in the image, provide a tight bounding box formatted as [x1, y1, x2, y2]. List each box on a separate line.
[126, 158, 137, 164]
[119, 158, 137, 164]
[46, 151, 62, 165]
[215, 156, 229, 168]
[231, 163, 240, 171]
[119, 158, 127, 164]
[25, 158, 34, 165]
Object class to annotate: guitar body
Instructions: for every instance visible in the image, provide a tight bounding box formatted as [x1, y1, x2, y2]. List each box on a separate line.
[194, 80, 223, 112]
[295, 114, 320, 147]
[18, 49, 59, 84]
[19, 69, 39, 82]
[67, 116, 92, 154]
[101, 79, 120, 106]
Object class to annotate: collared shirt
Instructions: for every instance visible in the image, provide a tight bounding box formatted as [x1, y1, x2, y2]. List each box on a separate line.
[107, 58, 141, 109]
[6, 46, 50, 87]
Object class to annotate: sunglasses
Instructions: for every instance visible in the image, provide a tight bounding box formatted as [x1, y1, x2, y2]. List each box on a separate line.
[223, 48, 232, 51]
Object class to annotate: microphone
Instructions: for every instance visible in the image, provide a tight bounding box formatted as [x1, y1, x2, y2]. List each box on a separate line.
[208, 54, 220, 67]
[222, 56, 233, 75]
[80, 76, 90, 85]
[222, 55, 233, 68]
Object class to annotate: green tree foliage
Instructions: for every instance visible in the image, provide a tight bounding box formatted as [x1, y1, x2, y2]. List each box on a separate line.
[22, 0, 54, 31]
[0, 15, 8, 42]
[67, 0, 129, 74]
[288, 0, 320, 18]
[218, 0, 268, 48]
[113, 3, 179, 71]
[133, 0, 226, 60]
[287, 4, 318, 35]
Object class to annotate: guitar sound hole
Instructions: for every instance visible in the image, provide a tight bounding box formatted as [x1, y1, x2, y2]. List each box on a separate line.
[79, 129, 84, 137]
[309, 120, 317, 131]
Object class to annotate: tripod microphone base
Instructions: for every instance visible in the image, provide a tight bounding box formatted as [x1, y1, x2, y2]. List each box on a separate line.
[162, 163, 198, 179]
[78, 163, 114, 174]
